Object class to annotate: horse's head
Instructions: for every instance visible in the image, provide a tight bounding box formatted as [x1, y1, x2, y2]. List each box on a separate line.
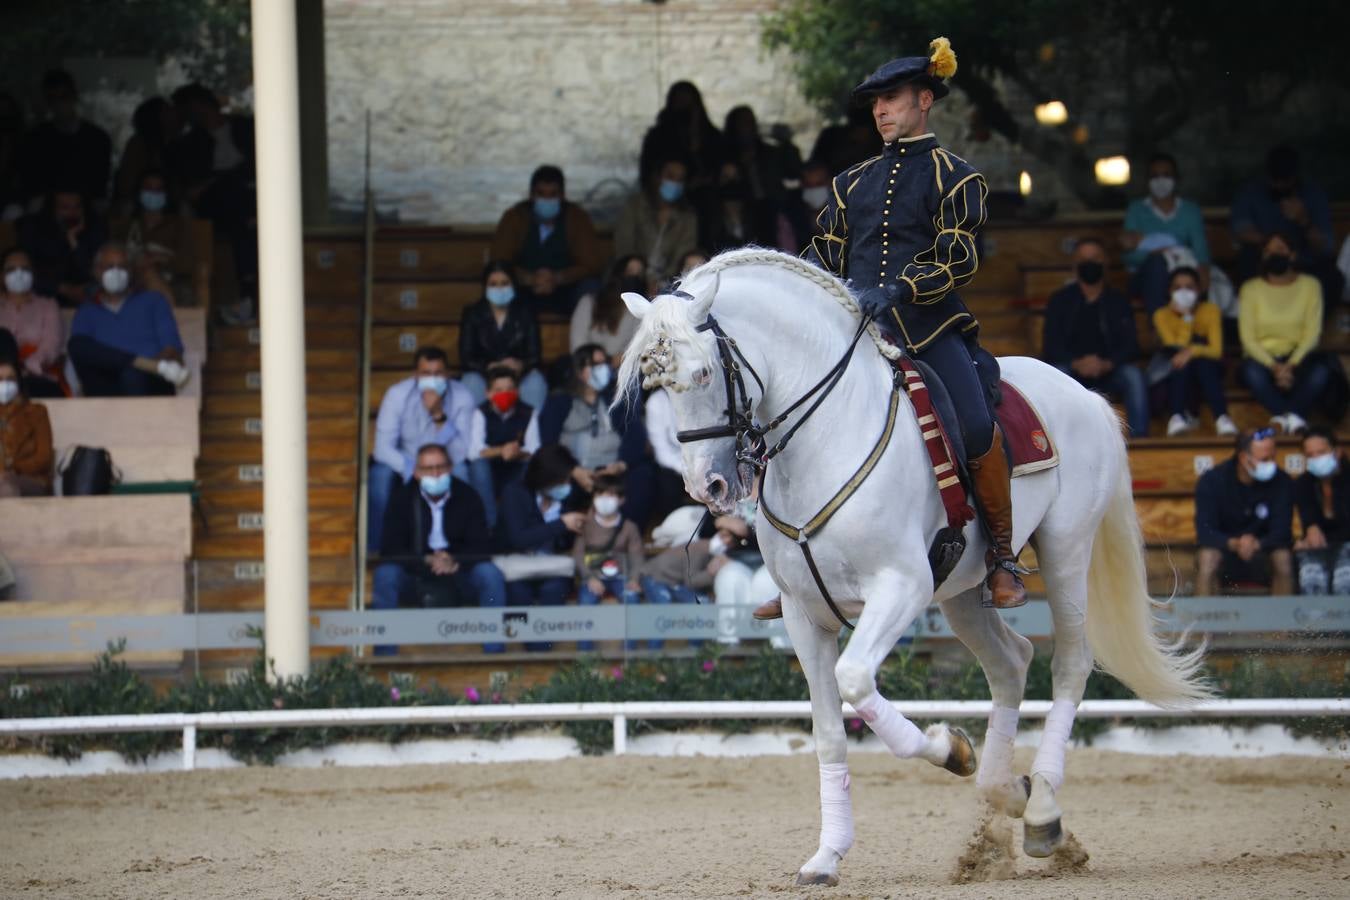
[617, 271, 754, 514]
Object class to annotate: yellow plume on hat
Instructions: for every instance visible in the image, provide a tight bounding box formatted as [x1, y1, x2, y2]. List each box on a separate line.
[928, 36, 957, 80]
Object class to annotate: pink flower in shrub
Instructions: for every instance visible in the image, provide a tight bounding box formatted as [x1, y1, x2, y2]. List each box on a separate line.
[491, 692, 502, 704]
[611, 667, 624, 681]
[390, 687, 401, 702]
[465, 685, 481, 703]
[273, 697, 284, 709]
[701, 660, 716, 673]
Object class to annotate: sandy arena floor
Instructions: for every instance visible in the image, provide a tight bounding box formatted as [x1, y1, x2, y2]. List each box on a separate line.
[2, 747, 1347, 899]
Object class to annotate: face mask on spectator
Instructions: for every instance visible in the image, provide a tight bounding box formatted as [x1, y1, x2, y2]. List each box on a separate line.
[100, 266, 130, 295]
[139, 190, 167, 212]
[587, 362, 612, 391]
[1075, 261, 1104, 285]
[802, 185, 830, 210]
[1170, 288, 1197, 312]
[489, 389, 518, 413]
[419, 472, 451, 497]
[1262, 253, 1291, 276]
[1307, 453, 1339, 479]
[1148, 176, 1175, 200]
[0, 379, 18, 404]
[658, 179, 684, 203]
[545, 482, 572, 502]
[417, 374, 448, 396]
[1247, 459, 1277, 482]
[594, 495, 621, 517]
[3, 267, 32, 294]
[485, 285, 514, 307]
[709, 534, 728, 556]
[533, 197, 561, 220]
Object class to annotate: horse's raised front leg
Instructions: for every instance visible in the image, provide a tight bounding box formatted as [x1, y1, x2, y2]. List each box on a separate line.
[939, 586, 1035, 816]
[781, 598, 851, 887]
[835, 567, 976, 777]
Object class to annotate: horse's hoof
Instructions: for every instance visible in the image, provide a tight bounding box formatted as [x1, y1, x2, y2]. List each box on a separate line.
[1004, 775, 1032, 818]
[1023, 816, 1064, 858]
[942, 726, 977, 777]
[795, 870, 840, 887]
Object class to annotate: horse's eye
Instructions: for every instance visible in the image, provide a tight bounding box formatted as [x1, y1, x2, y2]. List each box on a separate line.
[693, 366, 713, 386]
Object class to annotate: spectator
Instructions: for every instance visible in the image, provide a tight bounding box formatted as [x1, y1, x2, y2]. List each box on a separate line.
[495, 444, 588, 651]
[1231, 145, 1342, 306]
[67, 242, 188, 397]
[0, 248, 65, 397]
[112, 169, 202, 306]
[112, 98, 182, 218]
[0, 355, 54, 496]
[1238, 231, 1329, 435]
[722, 106, 789, 244]
[372, 443, 507, 655]
[613, 152, 699, 286]
[1122, 152, 1211, 313]
[458, 260, 547, 410]
[1042, 237, 1150, 437]
[708, 502, 778, 641]
[572, 475, 644, 651]
[676, 249, 710, 280]
[15, 70, 112, 205]
[1152, 266, 1234, 437]
[706, 164, 766, 254]
[368, 346, 476, 552]
[1294, 427, 1350, 595]
[466, 366, 542, 527]
[1194, 426, 1294, 595]
[639, 529, 728, 648]
[16, 188, 107, 304]
[489, 165, 603, 317]
[570, 255, 643, 358]
[783, 158, 833, 252]
[641, 386, 693, 526]
[540, 343, 636, 496]
[808, 105, 881, 176]
[638, 81, 724, 224]
[167, 83, 257, 324]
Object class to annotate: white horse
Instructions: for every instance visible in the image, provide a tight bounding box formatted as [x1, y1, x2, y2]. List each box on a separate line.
[618, 248, 1210, 886]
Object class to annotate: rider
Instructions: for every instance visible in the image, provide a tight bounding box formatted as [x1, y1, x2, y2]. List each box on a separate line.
[801, 38, 1026, 609]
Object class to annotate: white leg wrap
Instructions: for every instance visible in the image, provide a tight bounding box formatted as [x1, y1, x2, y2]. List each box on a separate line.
[1030, 698, 1077, 791]
[818, 762, 854, 857]
[975, 705, 1020, 789]
[853, 690, 928, 758]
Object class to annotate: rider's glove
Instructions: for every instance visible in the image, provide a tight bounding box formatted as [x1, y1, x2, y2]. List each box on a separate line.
[858, 281, 908, 318]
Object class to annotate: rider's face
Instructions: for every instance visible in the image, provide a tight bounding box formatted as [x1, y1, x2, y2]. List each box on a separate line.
[871, 84, 931, 143]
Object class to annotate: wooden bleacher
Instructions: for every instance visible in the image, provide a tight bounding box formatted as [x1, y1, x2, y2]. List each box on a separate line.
[38, 396, 200, 486]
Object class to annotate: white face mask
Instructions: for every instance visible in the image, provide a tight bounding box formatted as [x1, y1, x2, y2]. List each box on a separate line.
[0, 379, 18, 404]
[801, 185, 830, 210]
[101, 266, 130, 296]
[1171, 288, 1198, 312]
[1148, 176, 1175, 200]
[708, 534, 728, 556]
[3, 268, 33, 294]
[593, 495, 621, 518]
[416, 374, 448, 396]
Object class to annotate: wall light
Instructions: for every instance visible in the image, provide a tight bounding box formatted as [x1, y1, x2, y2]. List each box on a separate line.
[1034, 101, 1067, 126]
[1019, 171, 1032, 196]
[1094, 156, 1130, 186]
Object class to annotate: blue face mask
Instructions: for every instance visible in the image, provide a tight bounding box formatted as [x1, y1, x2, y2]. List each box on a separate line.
[659, 179, 684, 203]
[545, 483, 572, 502]
[420, 473, 451, 497]
[1248, 459, 1278, 482]
[1307, 453, 1339, 479]
[485, 285, 514, 307]
[533, 197, 561, 220]
[587, 363, 612, 391]
[417, 375, 448, 396]
[139, 189, 167, 212]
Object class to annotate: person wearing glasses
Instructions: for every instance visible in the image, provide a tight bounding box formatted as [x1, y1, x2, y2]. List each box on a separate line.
[1194, 426, 1294, 596]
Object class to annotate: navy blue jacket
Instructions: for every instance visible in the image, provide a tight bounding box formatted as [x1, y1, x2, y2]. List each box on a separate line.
[1041, 284, 1140, 369]
[1294, 466, 1350, 543]
[495, 481, 576, 555]
[1194, 458, 1294, 551]
[380, 477, 493, 573]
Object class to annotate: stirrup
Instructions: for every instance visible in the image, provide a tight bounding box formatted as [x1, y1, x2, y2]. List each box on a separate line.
[980, 558, 1027, 609]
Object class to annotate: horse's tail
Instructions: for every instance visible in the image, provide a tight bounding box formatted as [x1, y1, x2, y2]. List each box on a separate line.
[1083, 398, 1213, 708]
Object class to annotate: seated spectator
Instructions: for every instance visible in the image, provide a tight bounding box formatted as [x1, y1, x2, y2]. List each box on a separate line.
[489, 165, 603, 317]
[67, 242, 188, 397]
[676, 249, 710, 280]
[1231, 145, 1342, 308]
[112, 169, 201, 306]
[1294, 427, 1350, 595]
[1122, 152, 1211, 313]
[540, 343, 638, 498]
[16, 188, 107, 304]
[613, 152, 699, 287]
[706, 164, 765, 254]
[783, 158, 833, 252]
[0, 355, 54, 496]
[112, 97, 182, 218]
[570, 255, 644, 358]
[372, 443, 507, 655]
[167, 83, 257, 324]
[573, 475, 644, 651]
[722, 106, 789, 245]
[1152, 266, 1234, 437]
[15, 69, 111, 206]
[639, 528, 729, 648]
[0, 248, 65, 396]
[368, 346, 475, 552]
[458, 260, 547, 410]
[638, 82, 724, 234]
[808, 105, 880, 177]
[1194, 427, 1294, 595]
[641, 387, 694, 526]
[496, 444, 588, 651]
[1238, 232, 1329, 435]
[1042, 237, 1149, 437]
[466, 365, 542, 527]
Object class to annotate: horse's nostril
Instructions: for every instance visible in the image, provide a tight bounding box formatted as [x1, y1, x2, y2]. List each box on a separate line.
[707, 477, 727, 500]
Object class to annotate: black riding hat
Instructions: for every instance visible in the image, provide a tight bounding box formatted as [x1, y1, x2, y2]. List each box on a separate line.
[853, 36, 957, 102]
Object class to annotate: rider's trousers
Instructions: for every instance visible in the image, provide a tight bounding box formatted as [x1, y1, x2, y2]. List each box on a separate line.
[913, 330, 996, 458]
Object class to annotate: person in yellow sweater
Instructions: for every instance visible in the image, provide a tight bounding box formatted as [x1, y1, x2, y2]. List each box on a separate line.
[1239, 232, 1330, 434]
[1154, 266, 1236, 437]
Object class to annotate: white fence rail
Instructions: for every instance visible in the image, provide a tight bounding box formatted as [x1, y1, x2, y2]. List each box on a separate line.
[2, 698, 1346, 771]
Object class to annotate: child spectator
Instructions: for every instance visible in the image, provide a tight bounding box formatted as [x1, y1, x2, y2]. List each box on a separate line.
[466, 366, 541, 527]
[572, 475, 644, 650]
[1238, 231, 1330, 435]
[0, 247, 64, 396]
[458, 260, 547, 410]
[1152, 266, 1234, 437]
[570, 255, 644, 358]
[1194, 427, 1294, 595]
[0, 354, 53, 496]
[1293, 427, 1350, 595]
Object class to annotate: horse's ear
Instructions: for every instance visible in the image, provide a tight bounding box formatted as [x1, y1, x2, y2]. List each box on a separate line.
[621, 292, 650, 320]
[688, 271, 720, 321]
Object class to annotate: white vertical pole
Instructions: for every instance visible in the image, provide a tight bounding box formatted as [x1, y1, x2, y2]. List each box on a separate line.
[612, 714, 627, 756]
[182, 724, 197, 772]
[252, 0, 310, 680]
